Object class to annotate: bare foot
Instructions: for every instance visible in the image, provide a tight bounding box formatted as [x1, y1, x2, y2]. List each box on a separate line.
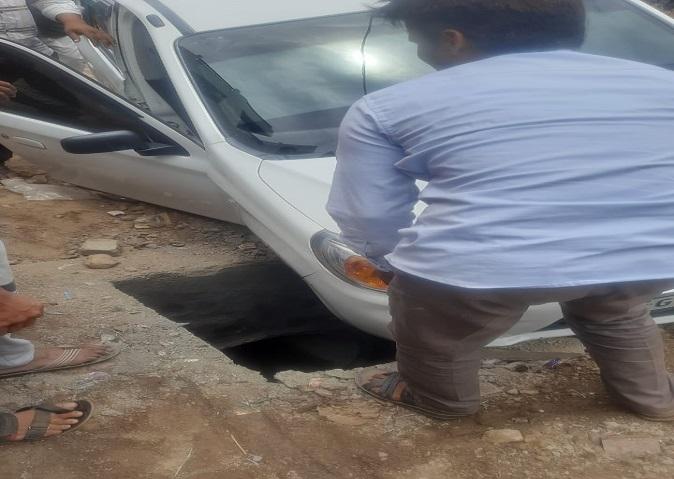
[4, 402, 83, 441]
[0, 344, 114, 376]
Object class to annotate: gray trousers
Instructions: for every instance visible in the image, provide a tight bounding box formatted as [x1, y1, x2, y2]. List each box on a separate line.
[389, 273, 674, 418]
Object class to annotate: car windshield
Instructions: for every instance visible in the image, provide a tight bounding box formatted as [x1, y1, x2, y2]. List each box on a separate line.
[178, 0, 674, 159]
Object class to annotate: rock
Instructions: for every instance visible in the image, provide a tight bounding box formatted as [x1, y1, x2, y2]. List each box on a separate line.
[511, 417, 529, 424]
[378, 452, 389, 461]
[483, 429, 525, 444]
[134, 213, 172, 228]
[85, 254, 120, 269]
[520, 389, 540, 396]
[170, 242, 186, 248]
[107, 210, 126, 217]
[602, 437, 662, 457]
[28, 174, 48, 184]
[480, 381, 503, 397]
[505, 362, 530, 373]
[80, 239, 121, 257]
[238, 242, 258, 251]
[506, 388, 520, 395]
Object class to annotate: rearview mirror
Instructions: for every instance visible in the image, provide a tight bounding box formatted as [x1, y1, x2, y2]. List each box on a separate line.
[61, 130, 186, 156]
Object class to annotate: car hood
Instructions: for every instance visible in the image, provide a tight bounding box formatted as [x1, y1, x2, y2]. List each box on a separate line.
[259, 157, 426, 232]
[259, 157, 340, 231]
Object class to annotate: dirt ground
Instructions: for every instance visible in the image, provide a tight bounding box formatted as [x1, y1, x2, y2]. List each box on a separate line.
[0, 157, 673, 479]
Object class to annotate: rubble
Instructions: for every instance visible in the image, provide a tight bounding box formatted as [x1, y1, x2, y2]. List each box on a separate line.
[482, 429, 525, 444]
[80, 239, 121, 257]
[85, 254, 120, 269]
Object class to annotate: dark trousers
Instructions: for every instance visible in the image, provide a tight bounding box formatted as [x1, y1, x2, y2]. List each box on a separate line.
[389, 273, 674, 417]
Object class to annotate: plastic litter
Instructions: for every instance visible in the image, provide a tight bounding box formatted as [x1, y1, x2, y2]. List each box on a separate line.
[72, 371, 111, 391]
[544, 358, 563, 369]
[1, 178, 97, 201]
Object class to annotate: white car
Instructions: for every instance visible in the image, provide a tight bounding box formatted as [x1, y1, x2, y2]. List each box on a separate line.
[1, 0, 674, 345]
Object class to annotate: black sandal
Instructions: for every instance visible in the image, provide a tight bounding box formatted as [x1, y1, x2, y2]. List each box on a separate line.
[355, 369, 466, 420]
[0, 399, 94, 442]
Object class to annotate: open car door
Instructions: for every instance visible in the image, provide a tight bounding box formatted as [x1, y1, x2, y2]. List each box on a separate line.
[0, 39, 240, 223]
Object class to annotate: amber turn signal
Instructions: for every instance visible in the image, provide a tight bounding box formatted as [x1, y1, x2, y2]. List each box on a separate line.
[344, 256, 390, 290]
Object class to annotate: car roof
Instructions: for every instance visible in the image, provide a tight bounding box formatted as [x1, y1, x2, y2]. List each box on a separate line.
[152, 0, 371, 33]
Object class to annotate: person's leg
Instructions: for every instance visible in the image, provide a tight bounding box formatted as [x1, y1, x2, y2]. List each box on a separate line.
[388, 274, 531, 415]
[0, 241, 35, 368]
[561, 281, 674, 419]
[0, 241, 115, 375]
[0, 334, 35, 368]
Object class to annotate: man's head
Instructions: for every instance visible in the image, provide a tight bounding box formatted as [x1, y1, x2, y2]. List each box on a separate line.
[373, 0, 586, 69]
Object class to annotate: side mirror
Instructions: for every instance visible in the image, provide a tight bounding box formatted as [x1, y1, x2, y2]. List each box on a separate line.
[61, 130, 187, 156]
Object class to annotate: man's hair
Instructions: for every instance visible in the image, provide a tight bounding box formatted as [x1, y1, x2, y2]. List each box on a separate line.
[373, 0, 586, 54]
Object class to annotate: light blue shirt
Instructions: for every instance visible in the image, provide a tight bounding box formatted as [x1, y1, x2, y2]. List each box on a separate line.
[327, 51, 674, 289]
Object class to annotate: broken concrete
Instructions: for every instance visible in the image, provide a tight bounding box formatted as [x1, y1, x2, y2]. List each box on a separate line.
[79, 239, 121, 257]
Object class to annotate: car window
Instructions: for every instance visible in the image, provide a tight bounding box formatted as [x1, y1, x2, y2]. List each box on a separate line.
[179, 14, 433, 159]
[0, 42, 178, 146]
[178, 1, 674, 160]
[76, 1, 200, 143]
[582, 0, 674, 66]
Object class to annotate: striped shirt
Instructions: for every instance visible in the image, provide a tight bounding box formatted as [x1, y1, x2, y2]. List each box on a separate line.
[0, 0, 80, 56]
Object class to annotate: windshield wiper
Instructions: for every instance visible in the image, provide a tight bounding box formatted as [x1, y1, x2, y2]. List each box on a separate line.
[181, 50, 274, 137]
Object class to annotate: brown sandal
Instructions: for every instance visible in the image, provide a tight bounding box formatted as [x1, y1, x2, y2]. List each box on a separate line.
[355, 368, 466, 420]
[0, 344, 120, 379]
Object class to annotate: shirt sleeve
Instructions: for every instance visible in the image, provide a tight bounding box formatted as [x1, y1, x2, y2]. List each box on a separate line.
[32, 0, 81, 21]
[327, 98, 418, 270]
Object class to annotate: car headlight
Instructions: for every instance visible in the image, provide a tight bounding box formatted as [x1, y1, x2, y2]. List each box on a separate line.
[311, 230, 389, 292]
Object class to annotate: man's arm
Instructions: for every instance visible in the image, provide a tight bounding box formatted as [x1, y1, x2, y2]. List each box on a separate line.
[327, 98, 418, 270]
[32, 0, 114, 46]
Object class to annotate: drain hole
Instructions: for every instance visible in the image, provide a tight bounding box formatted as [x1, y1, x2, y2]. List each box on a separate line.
[115, 262, 395, 379]
[224, 331, 395, 380]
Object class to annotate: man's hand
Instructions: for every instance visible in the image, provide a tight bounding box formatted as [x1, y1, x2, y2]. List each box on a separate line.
[0, 81, 17, 105]
[0, 289, 44, 335]
[57, 14, 114, 47]
[376, 270, 395, 286]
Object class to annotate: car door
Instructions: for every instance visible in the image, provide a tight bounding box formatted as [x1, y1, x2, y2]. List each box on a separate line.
[0, 39, 241, 224]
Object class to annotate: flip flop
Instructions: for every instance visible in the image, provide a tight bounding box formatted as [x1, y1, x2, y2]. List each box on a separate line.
[0, 343, 120, 379]
[355, 368, 469, 421]
[0, 399, 94, 442]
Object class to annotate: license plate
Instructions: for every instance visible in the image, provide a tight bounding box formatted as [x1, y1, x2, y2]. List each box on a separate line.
[650, 294, 674, 317]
